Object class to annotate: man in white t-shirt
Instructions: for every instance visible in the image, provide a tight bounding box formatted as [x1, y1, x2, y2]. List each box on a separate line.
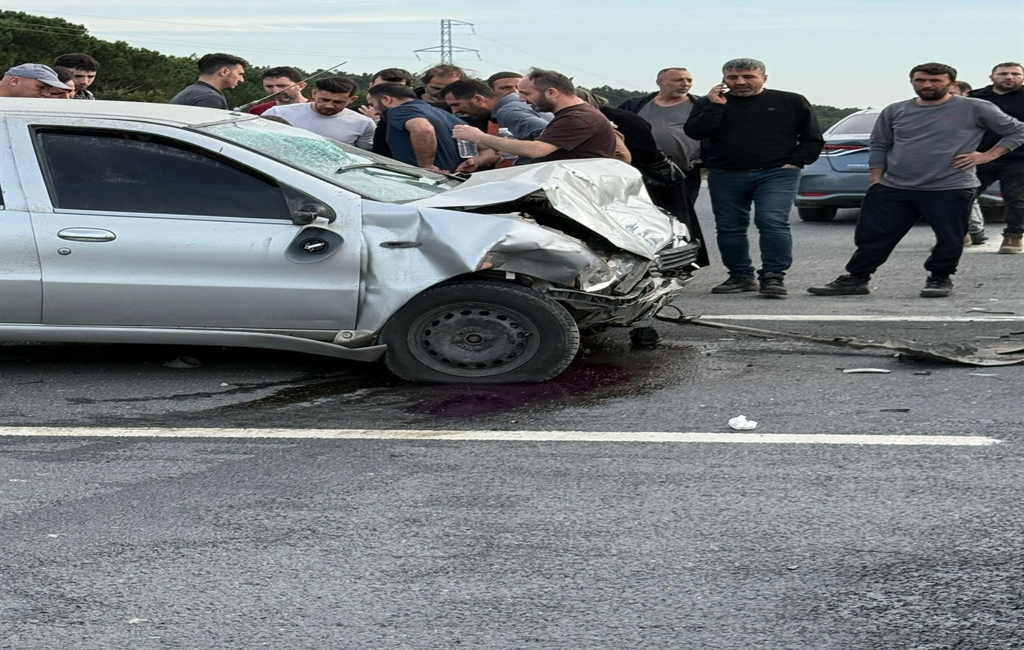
[265, 76, 375, 149]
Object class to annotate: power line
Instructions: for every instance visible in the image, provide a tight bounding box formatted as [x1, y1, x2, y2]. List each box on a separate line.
[470, 34, 641, 90]
[0, 8, 438, 36]
[0, 21, 423, 62]
[0, 14, 645, 88]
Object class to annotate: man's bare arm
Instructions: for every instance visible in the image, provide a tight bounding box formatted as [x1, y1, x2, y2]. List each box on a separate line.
[452, 125, 558, 159]
[406, 117, 440, 169]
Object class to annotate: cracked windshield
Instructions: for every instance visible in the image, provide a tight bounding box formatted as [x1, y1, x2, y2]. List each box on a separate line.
[199, 117, 454, 202]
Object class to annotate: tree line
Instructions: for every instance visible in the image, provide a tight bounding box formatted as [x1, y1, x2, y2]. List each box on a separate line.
[1, 11, 861, 129]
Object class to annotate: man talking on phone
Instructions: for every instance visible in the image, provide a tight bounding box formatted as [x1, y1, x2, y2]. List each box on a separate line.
[685, 58, 823, 297]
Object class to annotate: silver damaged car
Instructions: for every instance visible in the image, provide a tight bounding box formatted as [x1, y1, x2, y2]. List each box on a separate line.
[0, 100, 700, 383]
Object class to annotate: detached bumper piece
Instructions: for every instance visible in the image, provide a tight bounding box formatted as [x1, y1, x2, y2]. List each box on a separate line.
[654, 240, 701, 274]
[541, 277, 688, 329]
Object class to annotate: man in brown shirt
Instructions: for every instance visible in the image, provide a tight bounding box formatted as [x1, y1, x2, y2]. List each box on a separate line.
[451, 68, 616, 163]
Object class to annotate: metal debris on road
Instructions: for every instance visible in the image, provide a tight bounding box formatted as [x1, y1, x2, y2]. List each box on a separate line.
[967, 308, 1016, 314]
[655, 309, 1024, 367]
[162, 356, 203, 369]
[843, 368, 892, 374]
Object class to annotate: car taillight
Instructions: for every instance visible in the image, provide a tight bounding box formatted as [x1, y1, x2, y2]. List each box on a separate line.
[823, 144, 866, 152]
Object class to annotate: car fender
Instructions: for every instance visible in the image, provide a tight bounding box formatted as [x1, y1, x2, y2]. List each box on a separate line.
[355, 201, 612, 332]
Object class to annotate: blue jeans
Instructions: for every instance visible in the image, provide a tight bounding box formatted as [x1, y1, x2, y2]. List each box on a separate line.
[707, 167, 801, 277]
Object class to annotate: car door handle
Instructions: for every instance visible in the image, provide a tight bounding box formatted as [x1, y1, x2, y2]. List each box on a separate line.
[57, 228, 117, 242]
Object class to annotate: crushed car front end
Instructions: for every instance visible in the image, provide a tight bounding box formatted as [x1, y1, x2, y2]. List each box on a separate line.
[385, 159, 700, 331]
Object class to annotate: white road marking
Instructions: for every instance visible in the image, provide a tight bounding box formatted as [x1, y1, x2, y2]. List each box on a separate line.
[695, 315, 1024, 322]
[963, 240, 1001, 253]
[0, 427, 1001, 446]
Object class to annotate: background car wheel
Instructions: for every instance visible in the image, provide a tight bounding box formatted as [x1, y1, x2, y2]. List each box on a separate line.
[380, 280, 581, 383]
[981, 206, 1005, 223]
[797, 207, 838, 222]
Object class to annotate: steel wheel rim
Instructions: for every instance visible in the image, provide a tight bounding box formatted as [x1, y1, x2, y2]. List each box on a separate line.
[407, 301, 542, 377]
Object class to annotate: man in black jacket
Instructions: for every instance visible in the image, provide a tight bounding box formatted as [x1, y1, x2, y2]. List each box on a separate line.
[970, 62, 1024, 253]
[684, 58, 822, 297]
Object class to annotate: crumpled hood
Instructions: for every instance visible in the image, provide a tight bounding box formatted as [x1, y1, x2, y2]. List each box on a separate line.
[407, 159, 675, 260]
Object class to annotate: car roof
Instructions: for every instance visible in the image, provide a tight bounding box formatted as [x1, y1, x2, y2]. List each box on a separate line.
[0, 98, 252, 126]
[823, 108, 881, 138]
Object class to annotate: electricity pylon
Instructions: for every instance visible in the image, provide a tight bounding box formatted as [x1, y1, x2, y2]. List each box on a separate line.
[414, 19, 479, 63]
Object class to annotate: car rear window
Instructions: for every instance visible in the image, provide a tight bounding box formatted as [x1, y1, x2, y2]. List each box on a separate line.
[829, 113, 878, 135]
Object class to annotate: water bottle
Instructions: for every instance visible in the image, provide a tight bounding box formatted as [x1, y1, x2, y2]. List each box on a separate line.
[496, 128, 518, 161]
[457, 139, 479, 158]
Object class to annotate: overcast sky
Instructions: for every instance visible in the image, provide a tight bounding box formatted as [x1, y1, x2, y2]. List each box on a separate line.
[13, 0, 1024, 107]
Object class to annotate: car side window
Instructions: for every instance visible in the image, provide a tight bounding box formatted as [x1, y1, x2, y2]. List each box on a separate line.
[35, 129, 292, 219]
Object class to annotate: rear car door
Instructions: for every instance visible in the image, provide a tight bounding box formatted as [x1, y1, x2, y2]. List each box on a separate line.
[7, 117, 363, 332]
[0, 116, 43, 324]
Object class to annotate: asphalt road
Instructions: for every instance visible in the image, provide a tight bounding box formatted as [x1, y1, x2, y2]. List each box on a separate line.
[2, 198, 1023, 649]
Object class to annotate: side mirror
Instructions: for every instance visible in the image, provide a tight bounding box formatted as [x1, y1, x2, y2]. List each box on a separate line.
[292, 203, 336, 225]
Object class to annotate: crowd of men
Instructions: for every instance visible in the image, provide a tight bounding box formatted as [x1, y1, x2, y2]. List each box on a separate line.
[2, 52, 1023, 299]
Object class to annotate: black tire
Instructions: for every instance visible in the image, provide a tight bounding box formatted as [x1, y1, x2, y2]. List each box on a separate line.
[981, 205, 1005, 223]
[380, 280, 580, 383]
[798, 206, 838, 222]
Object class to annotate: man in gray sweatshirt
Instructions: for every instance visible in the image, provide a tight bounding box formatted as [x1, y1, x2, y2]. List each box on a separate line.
[809, 62, 1024, 298]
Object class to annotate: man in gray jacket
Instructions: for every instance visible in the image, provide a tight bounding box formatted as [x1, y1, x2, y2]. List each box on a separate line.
[809, 62, 1024, 298]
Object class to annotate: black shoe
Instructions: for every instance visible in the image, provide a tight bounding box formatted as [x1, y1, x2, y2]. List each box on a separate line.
[711, 276, 758, 294]
[807, 275, 871, 296]
[759, 273, 787, 297]
[920, 275, 952, 298]
[970, 232, 988, 245]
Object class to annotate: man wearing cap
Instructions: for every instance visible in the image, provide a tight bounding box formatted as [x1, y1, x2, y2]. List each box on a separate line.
[0, 64, 74, 98]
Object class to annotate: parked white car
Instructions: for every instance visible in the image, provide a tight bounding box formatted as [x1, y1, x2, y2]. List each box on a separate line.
[0, 100, 699, 382]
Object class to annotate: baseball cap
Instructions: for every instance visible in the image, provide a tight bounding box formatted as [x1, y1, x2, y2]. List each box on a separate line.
[4, 63, 74, 90]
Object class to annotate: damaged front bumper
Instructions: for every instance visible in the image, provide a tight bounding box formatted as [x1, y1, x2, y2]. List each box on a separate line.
[538, 275, 691, 329]
[537, 239, 700, 329]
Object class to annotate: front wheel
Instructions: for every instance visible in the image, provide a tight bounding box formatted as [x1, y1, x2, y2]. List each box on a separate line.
[798, 206, 838, 222]
[380, 280, 580, 383]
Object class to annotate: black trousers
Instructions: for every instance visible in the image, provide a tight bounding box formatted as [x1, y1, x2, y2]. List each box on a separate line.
[846, 184, 974, 277]
[976, 159, 1024, 235]
[683, 166, 702, 204]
